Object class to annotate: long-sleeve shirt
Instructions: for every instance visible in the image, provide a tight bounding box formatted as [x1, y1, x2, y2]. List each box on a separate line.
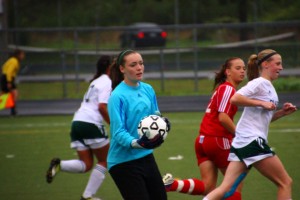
[107, 81, 159, 170]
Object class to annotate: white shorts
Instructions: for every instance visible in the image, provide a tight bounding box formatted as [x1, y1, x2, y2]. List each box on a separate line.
[228, 137, 275, 167]
[71, 138, 109, 151]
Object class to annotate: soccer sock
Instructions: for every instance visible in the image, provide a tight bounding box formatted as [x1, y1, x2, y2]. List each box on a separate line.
[82, 164, 107, 198]
[224, 191, 241, 200]
[169, 178, 205, 195]
[60, 160, 86, 173]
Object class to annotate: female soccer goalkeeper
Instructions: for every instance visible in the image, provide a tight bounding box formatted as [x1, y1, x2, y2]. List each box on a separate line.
[107, 49, 170, 200]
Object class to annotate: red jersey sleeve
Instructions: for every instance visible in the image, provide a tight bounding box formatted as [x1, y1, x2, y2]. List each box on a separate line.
[199, 82, 237, 139]
[216, 84, 235, 114]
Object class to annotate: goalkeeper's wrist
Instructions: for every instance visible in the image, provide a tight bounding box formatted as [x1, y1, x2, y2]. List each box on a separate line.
[131, 139, 143, 149]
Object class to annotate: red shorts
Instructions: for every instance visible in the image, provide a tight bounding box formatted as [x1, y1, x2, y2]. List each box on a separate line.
[194, 134, 232, 169]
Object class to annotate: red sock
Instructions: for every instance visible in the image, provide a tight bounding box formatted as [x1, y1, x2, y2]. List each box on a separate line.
[225, 191, 241, 200]
[169, 178, 205, 195]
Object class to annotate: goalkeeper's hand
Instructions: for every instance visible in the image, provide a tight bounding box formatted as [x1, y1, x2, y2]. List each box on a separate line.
[155, 111, 171, 132]
[162, 116, 171, 132]
[131, 131, 164, 149]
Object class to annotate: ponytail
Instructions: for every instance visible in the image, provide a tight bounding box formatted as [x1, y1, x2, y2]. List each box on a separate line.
[247, 49, 277, 81]
[110, 49, 136, 90]
[90, 55, 111, 83]
[213, 57, 240, 90]
[109, 58, 124, 90]
[247, 54, 259, 81]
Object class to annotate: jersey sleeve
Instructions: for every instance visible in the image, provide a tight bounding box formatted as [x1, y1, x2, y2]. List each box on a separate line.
[217, 85, 235, 113]
[237, 80, 260, 98]
[108, 94, 135, 148]
[98, 81, 112, 104]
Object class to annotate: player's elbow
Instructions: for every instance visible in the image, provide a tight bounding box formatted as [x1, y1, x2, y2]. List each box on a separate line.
[99, 103, 108, 114]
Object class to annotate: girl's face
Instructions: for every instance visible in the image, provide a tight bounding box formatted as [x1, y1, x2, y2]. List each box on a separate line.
[226, 58, 246, 87]
[262, 54, 283, 81]
[120, 53, 144, 86]
[18, 52, 25, 61]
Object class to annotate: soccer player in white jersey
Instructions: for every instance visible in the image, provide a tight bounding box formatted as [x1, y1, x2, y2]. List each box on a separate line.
[204, 49, 297, 200]
[163, 57, 245, 200]
[46, 55, 112, 200]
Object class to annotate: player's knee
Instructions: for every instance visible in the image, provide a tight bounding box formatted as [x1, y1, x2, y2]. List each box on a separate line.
[277, 175, 292, 190]
[83, 161, 93, 172]
[203, 181, 217, 194]
[284, 176, 293, 188]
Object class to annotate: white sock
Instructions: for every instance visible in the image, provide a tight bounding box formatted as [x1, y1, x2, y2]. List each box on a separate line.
[82, 164, 107, 198]
[203, 197, 210, 200]
[60, 160, 86, 173]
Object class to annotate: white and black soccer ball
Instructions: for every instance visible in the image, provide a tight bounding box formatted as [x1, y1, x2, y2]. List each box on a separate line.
[137, 115, 168, 140]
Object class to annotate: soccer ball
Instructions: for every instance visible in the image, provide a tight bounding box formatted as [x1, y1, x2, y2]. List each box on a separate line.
[137, 115, 168, 140]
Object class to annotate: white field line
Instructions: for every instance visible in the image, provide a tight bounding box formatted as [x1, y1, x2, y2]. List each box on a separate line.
[0, 122, 69, 129]
[270, 128, 300, 133]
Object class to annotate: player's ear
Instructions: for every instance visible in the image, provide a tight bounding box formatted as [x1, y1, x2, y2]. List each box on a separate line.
[225, 68, 230, 77]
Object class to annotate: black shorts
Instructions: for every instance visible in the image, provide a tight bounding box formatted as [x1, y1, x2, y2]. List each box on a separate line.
[109, 154, 167, 200]
[1, 74, 16, 92]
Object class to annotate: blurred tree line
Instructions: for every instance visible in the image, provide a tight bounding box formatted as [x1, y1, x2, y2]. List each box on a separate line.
[7, 0, 300, 28]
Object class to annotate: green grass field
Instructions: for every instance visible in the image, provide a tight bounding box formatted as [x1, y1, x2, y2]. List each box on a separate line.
[0, 112, 299, 200]
[18, 77, 300, 100]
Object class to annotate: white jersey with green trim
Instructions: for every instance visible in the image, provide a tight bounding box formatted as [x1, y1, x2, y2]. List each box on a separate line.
[73, 74, 111, 126]
[232, 77, 278, 148]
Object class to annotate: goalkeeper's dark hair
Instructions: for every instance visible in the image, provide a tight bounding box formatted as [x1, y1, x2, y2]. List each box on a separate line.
[110, 49, 136, 90]
[247, 49, 277, 81]
[90, 55, 112, 83]
[213, 57, 242, 90]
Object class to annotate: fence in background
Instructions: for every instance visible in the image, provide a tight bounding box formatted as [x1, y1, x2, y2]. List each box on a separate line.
[0, 21, 299, 97]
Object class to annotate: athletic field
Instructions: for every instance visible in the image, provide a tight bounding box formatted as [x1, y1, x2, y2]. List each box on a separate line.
[1, 112, 299, 200]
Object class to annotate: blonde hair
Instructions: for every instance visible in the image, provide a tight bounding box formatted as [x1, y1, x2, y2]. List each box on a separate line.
[247, 49, 277, 81]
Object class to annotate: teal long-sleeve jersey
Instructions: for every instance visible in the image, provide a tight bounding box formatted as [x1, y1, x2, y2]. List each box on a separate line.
[107, 81, 159, 170]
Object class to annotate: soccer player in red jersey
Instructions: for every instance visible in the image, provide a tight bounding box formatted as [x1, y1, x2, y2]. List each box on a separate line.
[163, 57, 246, 200]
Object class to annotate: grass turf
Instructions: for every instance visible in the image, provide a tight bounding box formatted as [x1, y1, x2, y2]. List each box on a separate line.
[0, 112, 299, 200]
[18, 76, 300, 100]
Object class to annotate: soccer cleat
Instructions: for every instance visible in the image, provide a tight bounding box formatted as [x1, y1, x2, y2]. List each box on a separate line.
[46, 158, 61, 183]
[163, 173, 174, 188]
[80, 196, 102, 200]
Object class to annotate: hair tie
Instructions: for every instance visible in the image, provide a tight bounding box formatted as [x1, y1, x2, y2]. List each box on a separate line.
[257, 52, 277, 66]
[117, 49, 134, 66]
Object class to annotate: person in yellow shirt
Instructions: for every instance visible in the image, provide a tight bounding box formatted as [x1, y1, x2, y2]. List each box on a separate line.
[1, 49, 25, 116]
